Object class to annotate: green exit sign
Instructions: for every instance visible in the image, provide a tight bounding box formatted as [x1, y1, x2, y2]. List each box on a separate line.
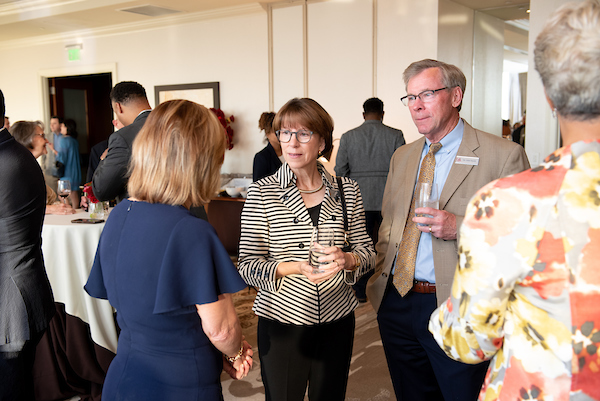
[68, 47, 81, 61]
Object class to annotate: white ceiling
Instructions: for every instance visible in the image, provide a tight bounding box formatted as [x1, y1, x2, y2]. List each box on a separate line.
[0, 0, 529, 46]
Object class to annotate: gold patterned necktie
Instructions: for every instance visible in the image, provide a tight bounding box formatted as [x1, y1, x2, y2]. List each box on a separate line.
[393, 142, 442, 296]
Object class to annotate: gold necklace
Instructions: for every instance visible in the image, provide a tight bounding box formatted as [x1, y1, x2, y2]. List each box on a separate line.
[298, 180, 324, 194]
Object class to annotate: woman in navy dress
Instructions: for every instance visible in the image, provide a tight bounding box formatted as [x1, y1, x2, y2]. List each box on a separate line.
[85, 99, 253, 400]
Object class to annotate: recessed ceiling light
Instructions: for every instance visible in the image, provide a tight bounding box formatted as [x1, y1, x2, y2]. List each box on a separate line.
[119, 5, 181, 17]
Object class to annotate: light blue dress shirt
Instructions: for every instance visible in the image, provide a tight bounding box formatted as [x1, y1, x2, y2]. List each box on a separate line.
[395, 119, 464, 283]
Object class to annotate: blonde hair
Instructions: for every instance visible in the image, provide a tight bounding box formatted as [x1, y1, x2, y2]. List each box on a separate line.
[128, 99, 226, 206]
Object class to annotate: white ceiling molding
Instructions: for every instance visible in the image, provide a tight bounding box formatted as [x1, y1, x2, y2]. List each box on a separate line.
[0, 3, 264, 50]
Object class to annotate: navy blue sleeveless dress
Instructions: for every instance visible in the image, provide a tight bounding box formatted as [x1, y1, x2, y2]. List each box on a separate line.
[85, 200, 247, 400]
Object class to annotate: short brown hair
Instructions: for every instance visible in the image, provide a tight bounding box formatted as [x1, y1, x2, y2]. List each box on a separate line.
[403, 59, 467, 112]
[258, 112, 276, 133]
[128, 99, 226, 207]
[273, 98, 334, 157]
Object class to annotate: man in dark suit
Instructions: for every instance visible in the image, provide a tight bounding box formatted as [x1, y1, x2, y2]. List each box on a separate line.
[335, 97, 405, 302]
[92, 81, 151, 203]
[367, 60, 530, 400]
[0, 89, 55, 401]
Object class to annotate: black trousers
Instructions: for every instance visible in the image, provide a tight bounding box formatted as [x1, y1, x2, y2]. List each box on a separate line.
[258, 313, 355, 401]
[377, 282, 488, 401]
[0, 330, 45, 401]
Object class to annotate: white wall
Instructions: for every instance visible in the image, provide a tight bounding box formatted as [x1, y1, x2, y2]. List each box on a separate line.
[471, 11, 505, 136]
[376, 0, 439, 145]
[0, 8, 270, 175]
[270, 0, 439, 174]
[438, 0, 474, 125]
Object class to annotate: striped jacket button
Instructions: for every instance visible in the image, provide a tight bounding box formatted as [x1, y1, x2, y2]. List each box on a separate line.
[293, 218, 299, 223]
[299, 243, 305, 249]
[332, 216, 336, 221]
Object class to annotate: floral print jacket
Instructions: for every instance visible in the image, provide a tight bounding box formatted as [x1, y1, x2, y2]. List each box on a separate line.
[429, 140, 600, 401]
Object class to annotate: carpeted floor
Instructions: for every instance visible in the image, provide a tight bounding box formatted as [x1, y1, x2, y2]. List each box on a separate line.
[221, 288, 395, 401]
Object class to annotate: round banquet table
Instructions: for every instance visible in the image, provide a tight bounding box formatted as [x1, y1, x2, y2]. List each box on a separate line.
[34, 209, 118, 401]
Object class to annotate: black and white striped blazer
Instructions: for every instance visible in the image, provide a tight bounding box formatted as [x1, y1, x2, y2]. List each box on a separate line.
[238, 162, 375, 325]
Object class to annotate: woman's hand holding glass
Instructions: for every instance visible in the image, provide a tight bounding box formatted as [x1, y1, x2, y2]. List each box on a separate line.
[301, 242, 352, 284]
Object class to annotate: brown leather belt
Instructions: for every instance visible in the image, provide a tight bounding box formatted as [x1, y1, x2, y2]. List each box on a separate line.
[411, 280, 436, 294]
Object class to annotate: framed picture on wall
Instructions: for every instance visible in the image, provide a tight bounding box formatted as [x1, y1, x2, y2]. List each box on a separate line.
[154, 82, 220, 109]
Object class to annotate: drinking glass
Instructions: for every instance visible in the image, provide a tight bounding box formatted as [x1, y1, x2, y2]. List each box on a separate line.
[309, 226, 334, 274]
[415, 182, 439, 227]
[57, 179, 71, 205]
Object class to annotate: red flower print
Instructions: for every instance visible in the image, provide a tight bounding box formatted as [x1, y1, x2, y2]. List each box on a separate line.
[498, 357, 569, 400]
[519, 231, 568, 299]
[580, 228, 600, 285]
[570, 292, 600, 399]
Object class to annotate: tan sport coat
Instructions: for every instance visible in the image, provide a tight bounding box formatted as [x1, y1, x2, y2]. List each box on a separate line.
[367, 120, 530, 310]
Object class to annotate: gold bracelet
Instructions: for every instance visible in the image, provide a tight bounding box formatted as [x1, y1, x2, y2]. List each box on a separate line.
[351, 252, 360, 270]
[225, 343, 244, 364]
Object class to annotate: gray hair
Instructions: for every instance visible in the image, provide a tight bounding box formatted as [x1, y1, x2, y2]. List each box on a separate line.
[534, 0, 600, 121]
[403, 59, 467, 111]
[10, 120, 38, 149]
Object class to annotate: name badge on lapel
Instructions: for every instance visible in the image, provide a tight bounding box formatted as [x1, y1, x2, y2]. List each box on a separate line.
[455, 156, 479, 165]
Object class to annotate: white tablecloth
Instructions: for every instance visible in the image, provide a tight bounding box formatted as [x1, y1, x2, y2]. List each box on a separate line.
[42, 210, 118, 353]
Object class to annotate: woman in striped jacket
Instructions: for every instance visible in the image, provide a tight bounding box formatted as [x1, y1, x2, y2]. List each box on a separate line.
[238, 98, 375, 401]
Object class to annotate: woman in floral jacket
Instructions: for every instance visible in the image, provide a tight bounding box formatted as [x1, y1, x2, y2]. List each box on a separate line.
[429, 1, 600, 400]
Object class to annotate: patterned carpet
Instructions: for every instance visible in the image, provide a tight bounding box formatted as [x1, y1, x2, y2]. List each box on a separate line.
[221, 288, 395, 401]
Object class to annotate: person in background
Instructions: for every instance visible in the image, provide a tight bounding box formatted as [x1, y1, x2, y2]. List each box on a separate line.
[252, 111, 283, 181]
[430, 1, 600, 399]
[335, 97, 405, 302]
[85, 99, 252, 400]
[41, 116, 63, 194]
[367, 59, 530, 401]
[502, 119, 512, 139]
[10, 120, 75, 215]
[92, 81, 151, 203]
[86, 139, 108, 184]
[56, 119, 81, 208]
[511, 110, 526, 146]
[0, 89, 55, 401]
[4, 116, 10, 130]
[238, 98, 375, 401]
[86, 119, 122, 184]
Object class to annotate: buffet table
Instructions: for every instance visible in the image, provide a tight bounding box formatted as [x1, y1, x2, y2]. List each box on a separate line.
[34, 210, 117, 401]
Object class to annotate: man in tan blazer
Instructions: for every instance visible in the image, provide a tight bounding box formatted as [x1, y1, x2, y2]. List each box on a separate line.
[367, 59, 529, 401]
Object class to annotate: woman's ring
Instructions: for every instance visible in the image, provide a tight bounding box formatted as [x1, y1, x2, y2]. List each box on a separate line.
[429, 226, 432, 233]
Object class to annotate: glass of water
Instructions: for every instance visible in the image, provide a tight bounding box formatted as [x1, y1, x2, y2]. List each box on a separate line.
[415, 183, 439, 227]
[309, 226, 334, 274]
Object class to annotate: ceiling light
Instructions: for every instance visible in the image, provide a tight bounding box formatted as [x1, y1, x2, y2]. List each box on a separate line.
[119, 5, 181, 17]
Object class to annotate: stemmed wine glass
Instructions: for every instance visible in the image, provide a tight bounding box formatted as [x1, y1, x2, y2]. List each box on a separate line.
[57, 179, 71, 205]
[309, 226, 334, 274]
